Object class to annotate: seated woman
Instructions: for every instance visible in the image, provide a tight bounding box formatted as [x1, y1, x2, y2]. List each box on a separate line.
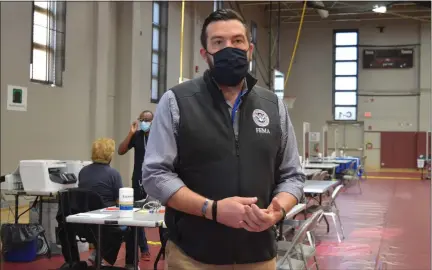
[78, 138, 139, 270]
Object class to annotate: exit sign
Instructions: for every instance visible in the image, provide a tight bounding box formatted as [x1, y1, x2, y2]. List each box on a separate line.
[364, 112, 372, 118]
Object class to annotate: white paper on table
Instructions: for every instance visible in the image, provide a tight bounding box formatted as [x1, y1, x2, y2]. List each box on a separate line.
[76, 213, 111, 218]
[100, 208, 141, 212]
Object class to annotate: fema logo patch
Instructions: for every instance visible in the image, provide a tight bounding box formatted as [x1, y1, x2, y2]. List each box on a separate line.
[252, 109, 270, 127]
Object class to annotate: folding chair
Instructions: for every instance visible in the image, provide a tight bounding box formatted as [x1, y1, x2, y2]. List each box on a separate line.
[276, 210, 324, 270]
[360, 156, 368, 180]
[305, 185, 345, 243]
[343, 164, 362, 194]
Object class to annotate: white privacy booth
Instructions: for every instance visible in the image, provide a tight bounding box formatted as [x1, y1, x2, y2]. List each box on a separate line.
[322, 125, 328, 157]
[333, 127, 340, 156]
[302, 122, 310, 162]
[308, 131, 321, 157]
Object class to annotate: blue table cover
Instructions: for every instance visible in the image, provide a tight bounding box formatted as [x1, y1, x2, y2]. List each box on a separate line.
[335, 156, 361, 176]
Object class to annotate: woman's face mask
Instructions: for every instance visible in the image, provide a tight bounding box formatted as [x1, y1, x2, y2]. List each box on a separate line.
[140, 121, 151, 132]
[207, 47, 250, 87]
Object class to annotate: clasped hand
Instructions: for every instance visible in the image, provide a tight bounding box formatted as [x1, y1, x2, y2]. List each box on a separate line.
[216, 196, 284, 232]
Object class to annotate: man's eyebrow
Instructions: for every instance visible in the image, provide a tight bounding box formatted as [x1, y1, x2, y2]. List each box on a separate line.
[232, 34, 245, 39]
[210, 35, 224, 41]
[210, 34, 245, 41]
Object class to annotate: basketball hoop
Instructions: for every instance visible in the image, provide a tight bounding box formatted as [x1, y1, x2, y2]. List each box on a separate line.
[283, 96, 297, 109]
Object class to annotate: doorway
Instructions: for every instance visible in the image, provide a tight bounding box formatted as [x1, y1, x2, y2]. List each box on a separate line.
[327, 121, 365, 157]
[380, 132, 417, 169]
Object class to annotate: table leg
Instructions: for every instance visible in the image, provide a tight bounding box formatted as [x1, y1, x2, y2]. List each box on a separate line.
[14, 195, 19, 224]
[96, 225, 101, 270]
[39, 197, 43, 224]
[154, 229, 167, 270]
[133, 227, 138, 270]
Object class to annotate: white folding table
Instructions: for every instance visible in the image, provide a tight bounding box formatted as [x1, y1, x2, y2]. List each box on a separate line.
[303, 169, 322, 178]
[67, 208, 164, 270]
[304, 180, 340, 194]
[304, 163, 339, 178]
[4, 189, 57, 224]
[66, 209, 164, 227]
[303, 180, 340, 234]
[285, 203, 306, 219]
[322, 159, 353, 164]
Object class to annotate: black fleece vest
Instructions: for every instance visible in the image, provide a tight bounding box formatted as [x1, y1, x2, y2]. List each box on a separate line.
[165, 71, 282, 264]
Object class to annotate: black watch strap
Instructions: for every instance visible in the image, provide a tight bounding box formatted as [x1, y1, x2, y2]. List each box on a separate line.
[280, 207, 287, 222]
[277, 208, 287, 241]
[212, 200, 218, 222]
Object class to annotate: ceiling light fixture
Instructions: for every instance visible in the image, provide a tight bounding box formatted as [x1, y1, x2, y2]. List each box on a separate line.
[372, 5, 387, 13]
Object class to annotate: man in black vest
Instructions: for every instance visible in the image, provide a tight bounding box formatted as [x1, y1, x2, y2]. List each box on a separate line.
[142, 9, 305, 269]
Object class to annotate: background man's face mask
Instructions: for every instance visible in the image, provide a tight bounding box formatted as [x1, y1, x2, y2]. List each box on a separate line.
[207, 47, 250, 87]
[140, 121, 151, 132]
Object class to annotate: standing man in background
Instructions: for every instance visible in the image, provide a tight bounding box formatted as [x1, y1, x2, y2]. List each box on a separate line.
[118, 110, 153, 260]
[143, 9, 304, 269]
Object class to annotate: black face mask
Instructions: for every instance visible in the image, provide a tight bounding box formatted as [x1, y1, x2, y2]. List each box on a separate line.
[208, 47, 249, 87]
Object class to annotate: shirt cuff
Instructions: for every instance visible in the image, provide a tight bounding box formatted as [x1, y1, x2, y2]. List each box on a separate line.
[156, 176, 186, 206]
[272, 177, 305, 203]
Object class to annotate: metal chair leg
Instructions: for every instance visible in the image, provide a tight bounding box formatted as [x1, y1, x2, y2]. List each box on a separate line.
[322, 215, 330, 233]
[357, 179, 362, 194]
[306, 231, 314, 247]
[41, 232, 52, 258]
[336, 213, 345, 240]
[313, 255, 320, 270]
[330, 214, 342, 243]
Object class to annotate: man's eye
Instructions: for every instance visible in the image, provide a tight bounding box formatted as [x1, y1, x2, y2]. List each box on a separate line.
[234, 39, 243, 44]
[215, 40, 222, 45]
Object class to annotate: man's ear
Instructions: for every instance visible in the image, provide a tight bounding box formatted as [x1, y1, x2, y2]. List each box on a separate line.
[200, 48, 208, 63]
[248, 43, 255, 60]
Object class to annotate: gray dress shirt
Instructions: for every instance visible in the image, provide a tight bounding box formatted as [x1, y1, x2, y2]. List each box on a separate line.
[142, 88, 305, 205]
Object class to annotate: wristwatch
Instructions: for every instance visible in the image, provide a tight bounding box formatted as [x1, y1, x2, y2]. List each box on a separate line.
[201, 199, 209, 218]
[280, 207, 287, 222]
[277, 208, 287, 241]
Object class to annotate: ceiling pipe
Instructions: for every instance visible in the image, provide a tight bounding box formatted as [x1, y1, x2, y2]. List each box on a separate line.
[282, 15, 430, 23]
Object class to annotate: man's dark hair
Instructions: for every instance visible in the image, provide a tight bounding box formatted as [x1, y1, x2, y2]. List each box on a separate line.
[200, 9, 251, 50]
[141, 110, 153, 116]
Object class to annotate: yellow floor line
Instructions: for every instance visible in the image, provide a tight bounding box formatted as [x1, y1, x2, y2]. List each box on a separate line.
[368, 169, 421, 173]
[369, 176, 422, 180]
[0, 205, 27, 213]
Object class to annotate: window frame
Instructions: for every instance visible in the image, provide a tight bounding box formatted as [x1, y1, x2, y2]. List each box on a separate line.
[332, 29, 359, 121]
[250, 21, 257, 76]
[150, 1, 168, 103]
[30, 1, 66, 87]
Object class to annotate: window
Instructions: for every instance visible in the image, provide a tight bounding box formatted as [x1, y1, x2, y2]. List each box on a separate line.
[333, 30, 359, 121]
[335, 92, 357, 105]
[250, 21, 257, 75]
[214, 0, 223, 11]
[30, 1, 66, 86]
[151, 1, 168, 103]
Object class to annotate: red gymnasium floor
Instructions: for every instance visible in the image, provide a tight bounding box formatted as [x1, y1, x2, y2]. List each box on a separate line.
[2, 171, 430, 270]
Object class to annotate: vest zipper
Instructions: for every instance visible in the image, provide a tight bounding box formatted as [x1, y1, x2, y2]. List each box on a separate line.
[235, 139, 240, 156]
[234, 108, 241, 265]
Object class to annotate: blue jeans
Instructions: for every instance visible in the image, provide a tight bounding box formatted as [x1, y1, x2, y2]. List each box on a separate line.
[138, 228, 149, 253]
[122, 226, 148, 253]
[89, 226, 136, 265]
